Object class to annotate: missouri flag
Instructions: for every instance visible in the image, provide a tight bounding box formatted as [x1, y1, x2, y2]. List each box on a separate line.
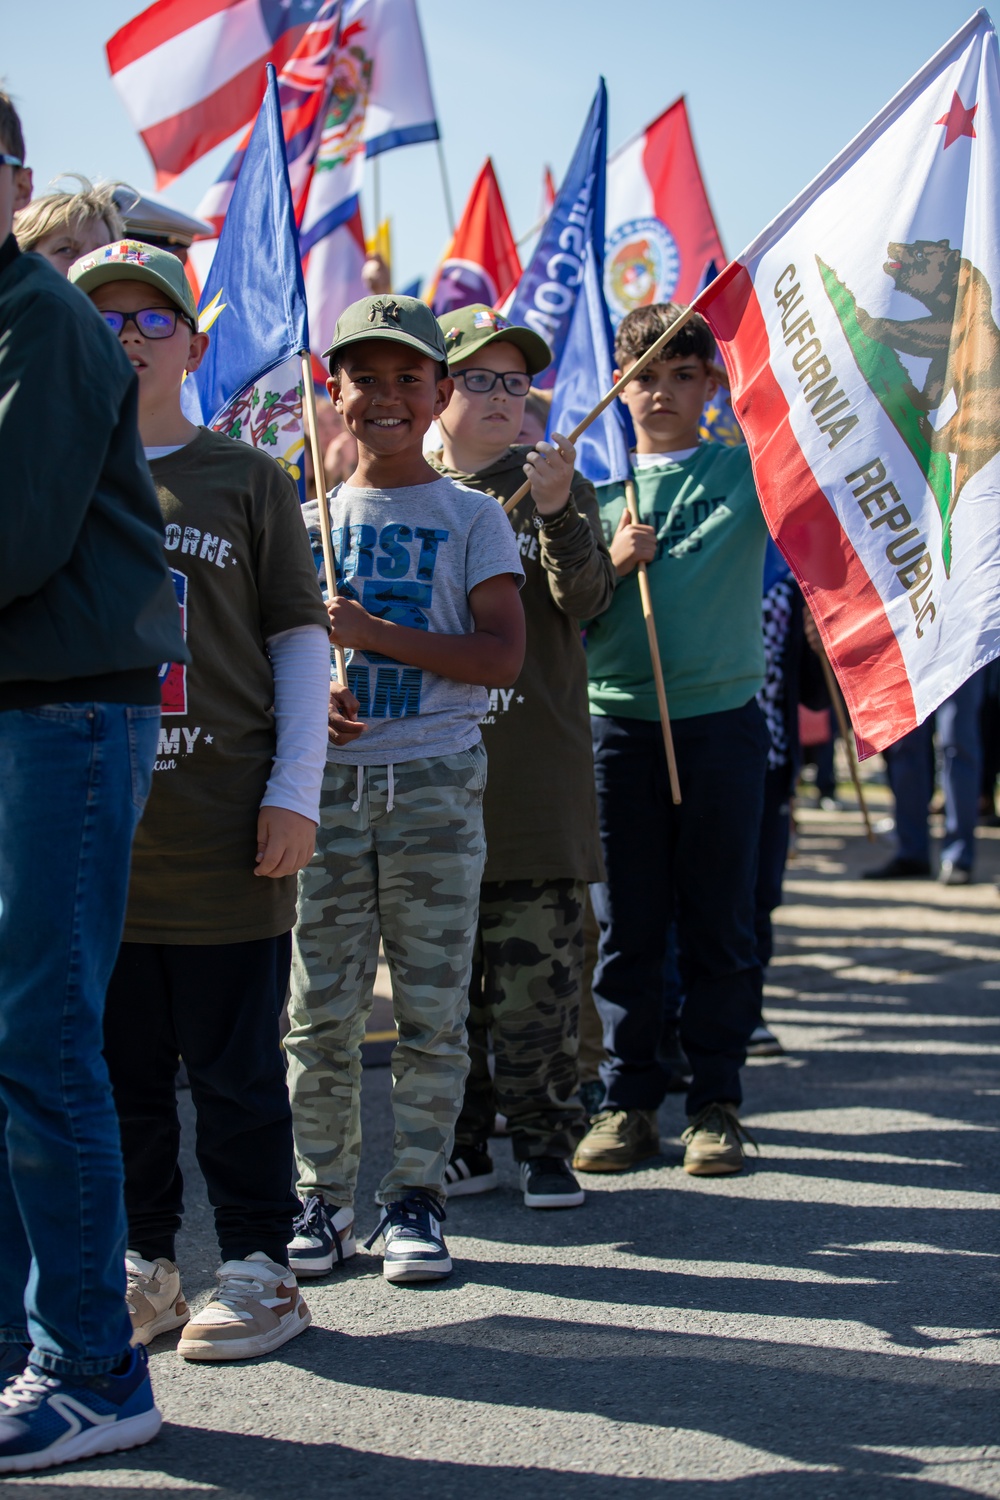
[699, 10, 1000, 756]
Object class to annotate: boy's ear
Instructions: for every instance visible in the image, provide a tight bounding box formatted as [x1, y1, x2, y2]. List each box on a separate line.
[614, 368, 634, 407]
[14, 166, 32, 213]
[326, 374, 343, 411]
[184, 330, 210, 375]
[433, 374, 455, 418]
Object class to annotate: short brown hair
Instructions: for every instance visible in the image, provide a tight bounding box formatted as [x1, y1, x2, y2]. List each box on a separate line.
[614, 302, 716, 370]
[0, 90, 25, 162]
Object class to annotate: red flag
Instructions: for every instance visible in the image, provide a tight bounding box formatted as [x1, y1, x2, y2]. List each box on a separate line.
[429, 158, 521, 316]
[541, 165, 556, 216]
[605, 97, 725, 324]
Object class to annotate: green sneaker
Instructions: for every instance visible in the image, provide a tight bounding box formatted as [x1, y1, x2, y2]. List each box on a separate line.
[682, 1103, 757, 1176]
[571, 1109, 660, 1173]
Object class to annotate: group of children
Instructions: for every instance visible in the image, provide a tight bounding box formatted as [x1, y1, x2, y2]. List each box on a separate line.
[0, 86, 791, 1472]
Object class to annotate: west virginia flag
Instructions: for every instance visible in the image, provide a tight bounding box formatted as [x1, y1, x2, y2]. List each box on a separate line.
[699, 9, 1000, 756]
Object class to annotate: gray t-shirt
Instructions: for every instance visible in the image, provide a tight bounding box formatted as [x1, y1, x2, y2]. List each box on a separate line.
[302, 476, 524, 765]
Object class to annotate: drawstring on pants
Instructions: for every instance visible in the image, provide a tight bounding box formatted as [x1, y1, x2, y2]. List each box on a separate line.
[352, 765, 364, 813]
[350, 763, 394, 813]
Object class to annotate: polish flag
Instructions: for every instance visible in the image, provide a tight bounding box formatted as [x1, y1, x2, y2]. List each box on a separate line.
[605, 97, 724, 326]
[698, 11, 1000, 755]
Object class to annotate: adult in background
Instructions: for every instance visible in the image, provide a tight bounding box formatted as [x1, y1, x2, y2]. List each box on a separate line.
[14, 174, 124, 275]
[0, 96, 187, 1474]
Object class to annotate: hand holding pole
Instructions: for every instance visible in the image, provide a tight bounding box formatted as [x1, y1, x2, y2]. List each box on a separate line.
[624, 478, 681, 805]
[300, 352, 348, 687]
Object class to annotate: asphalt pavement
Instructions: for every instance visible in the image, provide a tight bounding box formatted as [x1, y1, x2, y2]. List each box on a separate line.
[5, 790, 999, 1499]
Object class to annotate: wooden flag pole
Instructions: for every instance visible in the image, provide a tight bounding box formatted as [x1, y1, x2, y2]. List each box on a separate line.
[624, 477, 681, 805]
[301, 353, 348, 687]
[817, 650, 875, 841]
[502, 300, 703, 516]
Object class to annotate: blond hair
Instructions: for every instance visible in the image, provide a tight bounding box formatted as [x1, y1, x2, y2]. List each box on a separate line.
[14, 176, 130, 252]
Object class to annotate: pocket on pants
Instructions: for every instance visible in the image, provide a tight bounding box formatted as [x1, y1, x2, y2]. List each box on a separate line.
[127, 706, 161, 813]
[459, 740, 488, 797]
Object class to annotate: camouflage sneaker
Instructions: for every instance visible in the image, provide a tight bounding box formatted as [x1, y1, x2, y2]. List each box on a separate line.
[571, 1109, 660, 1173]
[681, 1103, 758, 1176]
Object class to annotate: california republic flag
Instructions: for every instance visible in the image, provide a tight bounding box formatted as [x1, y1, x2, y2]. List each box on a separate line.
[699, 10, 1000, 756]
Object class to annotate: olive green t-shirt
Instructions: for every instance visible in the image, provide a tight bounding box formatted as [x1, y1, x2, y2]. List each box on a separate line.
[587, 445, 768, 722]
[123, 428, 328, 944]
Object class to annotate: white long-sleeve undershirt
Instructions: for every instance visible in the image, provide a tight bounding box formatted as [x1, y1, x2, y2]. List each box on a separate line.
[262, 623, 331, 824]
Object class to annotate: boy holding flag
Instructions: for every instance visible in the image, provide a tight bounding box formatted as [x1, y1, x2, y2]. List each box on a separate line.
[575, 302, 770, 1178]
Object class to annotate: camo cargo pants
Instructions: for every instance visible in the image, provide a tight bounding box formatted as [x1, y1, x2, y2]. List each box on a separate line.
[285, 744, 487, 1208]
[457, 878, 587, 1162]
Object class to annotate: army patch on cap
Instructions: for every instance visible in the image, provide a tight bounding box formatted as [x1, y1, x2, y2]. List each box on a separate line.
[445, 327, 462, 343]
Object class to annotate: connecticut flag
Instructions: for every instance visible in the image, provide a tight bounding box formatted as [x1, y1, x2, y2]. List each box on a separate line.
[699, 9, 1000, 756]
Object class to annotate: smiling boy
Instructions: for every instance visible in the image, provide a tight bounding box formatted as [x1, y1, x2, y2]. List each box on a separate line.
[574, 302, 770, 1179]
[285, 295, 524, 1285]
[69, 241, 330, 1361]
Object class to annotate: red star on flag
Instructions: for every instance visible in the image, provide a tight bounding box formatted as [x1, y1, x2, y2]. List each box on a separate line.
[936, 90, 978, 148]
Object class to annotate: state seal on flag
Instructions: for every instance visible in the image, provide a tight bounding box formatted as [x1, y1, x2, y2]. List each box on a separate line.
[604, 217, 681, 326]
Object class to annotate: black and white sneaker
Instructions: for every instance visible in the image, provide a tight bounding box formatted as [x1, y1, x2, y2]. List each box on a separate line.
[287, 1196, 356, 1277]
[443, 1144, 497, 1198]
[366, 1191, 452, 1283]
[519, 1157, 585, 1209]
[746, 1024, 785, 1058]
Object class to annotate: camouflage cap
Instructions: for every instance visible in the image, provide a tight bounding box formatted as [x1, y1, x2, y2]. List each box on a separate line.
[69, 239, 198, 324]
[437, 304, 551, 377]
[324, 294, 447, 366]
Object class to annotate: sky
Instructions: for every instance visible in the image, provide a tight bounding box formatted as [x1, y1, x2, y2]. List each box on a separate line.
[5, 0, 985, 288]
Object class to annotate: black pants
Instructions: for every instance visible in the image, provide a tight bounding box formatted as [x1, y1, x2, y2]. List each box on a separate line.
[590, 703, 768, 1115]
[754, 765, 792, 972]
[103, 935, 296, 1266]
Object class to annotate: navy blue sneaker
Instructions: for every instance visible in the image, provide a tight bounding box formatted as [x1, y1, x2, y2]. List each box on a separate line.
[287, 1196, 357, 1278]
[366, 1191, 452, 1284]
[0, 1345, 161, 1474]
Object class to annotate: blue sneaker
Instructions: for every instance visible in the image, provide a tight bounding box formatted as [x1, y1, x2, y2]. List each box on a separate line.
[0, 1345, 161, 1474]
[287, 1197, 357, 1278]
[365, 1191, 452, 1284]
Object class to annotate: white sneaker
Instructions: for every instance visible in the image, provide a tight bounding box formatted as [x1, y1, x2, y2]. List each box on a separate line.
[179, 1253, 310, 1361]
[365, 1192, 452, 1283]
[287, 1197, 356, 1277]
[125, 1252, 189, 1347]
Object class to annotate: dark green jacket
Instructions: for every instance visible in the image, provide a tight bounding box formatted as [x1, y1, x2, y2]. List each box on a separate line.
[0, 237, 187, 699]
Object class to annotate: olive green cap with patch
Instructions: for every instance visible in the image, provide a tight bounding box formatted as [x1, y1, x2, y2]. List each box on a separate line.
[324, 294, 447, 366]
[69, 238, 198, 323]
[437, 304, 551, 376]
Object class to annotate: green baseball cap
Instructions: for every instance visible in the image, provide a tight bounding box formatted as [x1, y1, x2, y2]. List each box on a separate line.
[437, 304, 551, 377]
[324, 294, 447, 366]
[69, 239, 198, 324]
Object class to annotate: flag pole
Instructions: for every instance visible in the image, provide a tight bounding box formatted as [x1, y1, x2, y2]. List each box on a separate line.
[436, 137, 456, 235]
[300, 352, 348, 688]
[502, 300, 702, 516]
[624, 476, 681, 805]
[817, 650, 875, 841]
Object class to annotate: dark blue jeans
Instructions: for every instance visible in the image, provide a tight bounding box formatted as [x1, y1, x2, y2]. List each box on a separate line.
[590, 702, 769, 1115]
[0, 703, 158, 1376]
[886, 670, 985, 871]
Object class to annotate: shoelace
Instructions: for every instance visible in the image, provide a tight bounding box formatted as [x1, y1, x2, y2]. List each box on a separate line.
[292, 1196, 325, 1236]
[212, 1269, 272, 1309]
[681, 1104, 759, 1154]
[0, 1366, 56, 1413]
[365, 1190, 446, 1251]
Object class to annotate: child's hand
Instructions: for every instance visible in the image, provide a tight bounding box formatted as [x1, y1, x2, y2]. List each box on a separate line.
[329, 682, 366, 746]
[327, 595, 373, 650]
[255, 806, 317, 877]
[523, 432, 575, 517]
[610, 507, 657, 577]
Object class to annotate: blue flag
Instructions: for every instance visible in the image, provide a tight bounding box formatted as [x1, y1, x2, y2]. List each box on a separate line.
[183, 64, 309, 487]
[547, 245, 631, 485]
[507, 81, 608, 392]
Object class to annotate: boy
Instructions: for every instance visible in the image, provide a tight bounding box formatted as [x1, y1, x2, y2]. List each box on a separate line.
[69, 241, 331, 1359]
[285, 294, 524, 1282]
[574, 302, 770, 1178]
[430, 304, 614, 1208]
[0, 104, 186, 1472]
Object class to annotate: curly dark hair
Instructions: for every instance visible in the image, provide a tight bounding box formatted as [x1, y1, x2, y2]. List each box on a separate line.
[0, 90, 25, 163]
[614, 302, 716, 369]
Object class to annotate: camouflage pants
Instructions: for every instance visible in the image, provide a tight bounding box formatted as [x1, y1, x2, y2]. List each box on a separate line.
[457, 878, 587, 1162]
[285, 745, 486, 1208]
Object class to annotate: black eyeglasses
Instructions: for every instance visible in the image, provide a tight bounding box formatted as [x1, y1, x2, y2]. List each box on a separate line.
[100, 307, 195, 339]
[456, 368, 532, 397]
[0, 154, 22, 169]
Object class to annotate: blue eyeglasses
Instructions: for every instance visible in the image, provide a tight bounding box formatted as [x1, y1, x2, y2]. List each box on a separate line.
[100, 307, 195, 339]
[0, 154, 23, 169]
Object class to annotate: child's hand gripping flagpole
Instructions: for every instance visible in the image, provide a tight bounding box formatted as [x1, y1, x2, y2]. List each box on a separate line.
[623, 475, 681, 805]
[301, 353, 348, 687]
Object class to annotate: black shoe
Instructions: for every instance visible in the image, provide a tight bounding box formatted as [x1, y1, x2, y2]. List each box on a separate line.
[578, 1079, 605, 1119]
[443, 1144, 497, 1198]
[519, 1157, 585, 1209]
[862, 856, 931, 880]
[746, 1023, 785, 1057]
